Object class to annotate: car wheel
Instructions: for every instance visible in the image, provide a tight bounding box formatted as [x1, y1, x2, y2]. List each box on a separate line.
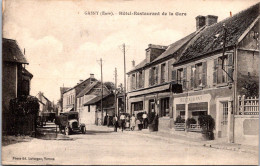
[81, 126, 86, 134]
[65, 126, 70, 135]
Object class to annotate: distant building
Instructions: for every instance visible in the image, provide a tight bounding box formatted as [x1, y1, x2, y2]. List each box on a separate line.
[76, 81, 111, 125]
[63, 74, 97, 112]
[36, 92, 53, 113]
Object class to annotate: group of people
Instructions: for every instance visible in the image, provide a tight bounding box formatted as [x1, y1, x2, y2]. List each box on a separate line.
[112, 112, 149, 132]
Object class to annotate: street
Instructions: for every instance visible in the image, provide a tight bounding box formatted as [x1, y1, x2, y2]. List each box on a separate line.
[2, 123, 258, 165]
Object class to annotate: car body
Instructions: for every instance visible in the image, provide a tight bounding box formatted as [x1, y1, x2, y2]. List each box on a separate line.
[56, 111, 86, 135]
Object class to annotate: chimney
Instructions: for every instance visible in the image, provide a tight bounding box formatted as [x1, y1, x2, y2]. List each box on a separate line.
[90, 73, 94, 79]
[196, 15, 206, 30]
[132, 60, 135, 68]
[205, 15, 218, 26]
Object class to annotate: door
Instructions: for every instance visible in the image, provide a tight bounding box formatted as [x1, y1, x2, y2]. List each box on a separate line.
[160, 98, 169, 117]
[149, 99, 155, 113]
[220, 102, 228, 137]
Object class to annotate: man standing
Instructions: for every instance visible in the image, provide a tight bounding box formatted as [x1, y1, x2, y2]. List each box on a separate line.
[142, 111, 148, 129]
[120, 113, 126, 132]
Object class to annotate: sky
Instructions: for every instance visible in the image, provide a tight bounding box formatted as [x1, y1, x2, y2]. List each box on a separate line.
[2, 0, 259, 102]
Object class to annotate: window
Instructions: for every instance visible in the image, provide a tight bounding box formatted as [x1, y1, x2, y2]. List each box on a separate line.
[213, 54, 233, 85]
[195, 63, 203, 88]
[149, 67, 158, 86]
[138, 71, 144, 88]
[132, 101, 143, 111]
[177, 68, 183, 84]
[161, 63, 166, 83]
[191, 62, 207, 89]
[132, 74, 136, 89]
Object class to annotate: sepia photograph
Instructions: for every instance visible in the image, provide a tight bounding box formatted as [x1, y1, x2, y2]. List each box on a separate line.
[2, 0, 260, 165]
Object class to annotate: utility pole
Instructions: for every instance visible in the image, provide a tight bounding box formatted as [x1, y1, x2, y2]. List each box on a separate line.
[114, 68, 117, 116]
[123, 43, 126, 113]
[97, 58, 104, 125]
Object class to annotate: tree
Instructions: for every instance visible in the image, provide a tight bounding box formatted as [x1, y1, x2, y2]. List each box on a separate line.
[104, 82, 115, 92]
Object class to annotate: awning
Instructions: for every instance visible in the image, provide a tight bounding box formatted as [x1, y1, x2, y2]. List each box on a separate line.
[128, 84, 170, 98]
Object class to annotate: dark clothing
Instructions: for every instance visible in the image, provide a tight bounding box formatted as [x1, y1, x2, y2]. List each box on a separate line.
[143, 118, 148, 129]
[121, 119, 125, 131]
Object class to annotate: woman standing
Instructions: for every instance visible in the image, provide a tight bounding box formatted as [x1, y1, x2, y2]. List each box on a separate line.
[130, 114, 136, 131]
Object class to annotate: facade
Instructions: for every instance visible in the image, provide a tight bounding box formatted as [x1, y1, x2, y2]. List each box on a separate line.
[57, 87, 70, 114]
[36, 92, 53, 113]
[76, 81, 111, 125]
[62, 74, 97, 112]
[126, 4, 259, 143]
[2, 38, 33, 132]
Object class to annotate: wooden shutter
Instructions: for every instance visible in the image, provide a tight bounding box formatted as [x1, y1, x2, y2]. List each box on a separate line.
[227, 53, 233, 82]
[172, 70, 177, 83]
[213, 59, 218, 84]
[183, 67, 187, 89]
[190, 65, 194, 88]
[202, 62, 207, 86]
[136, 72, 139, 89]
[149, 69, 152, 86]
[142, 71, 145, 88]
[155, 67, 158, 84]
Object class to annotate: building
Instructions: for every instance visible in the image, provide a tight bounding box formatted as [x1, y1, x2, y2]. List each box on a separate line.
[62, 74, 97, 112]
[2, 38, 33, 132]
[57, 87, 70, 114]
[126, 3, 259, 144]
[36, 92, 53, 113]
[76, 81, 111, 125]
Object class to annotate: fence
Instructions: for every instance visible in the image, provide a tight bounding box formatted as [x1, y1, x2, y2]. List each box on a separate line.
[238, 95, 259, 115]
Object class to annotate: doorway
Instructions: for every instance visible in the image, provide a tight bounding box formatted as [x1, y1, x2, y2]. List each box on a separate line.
[160, 98, 169, 117]
[220, 101, 228, 137]
[149, 99, 155, 113]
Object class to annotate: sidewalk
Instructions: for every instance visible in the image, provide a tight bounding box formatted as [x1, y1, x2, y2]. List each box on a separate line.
[97, 125, 258, 154]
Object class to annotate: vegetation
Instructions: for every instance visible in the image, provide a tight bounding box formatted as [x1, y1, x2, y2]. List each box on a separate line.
[186, 118, 197, 128]
[198, 115, 215, 140]
[174, 115, 185, 124]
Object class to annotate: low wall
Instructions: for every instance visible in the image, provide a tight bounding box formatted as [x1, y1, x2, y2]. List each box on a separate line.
[158, 117, 174, 132]
[234, 115, 259, 146]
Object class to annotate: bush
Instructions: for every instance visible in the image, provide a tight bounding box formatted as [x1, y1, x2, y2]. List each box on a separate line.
[198, 115, 215, 140]
[9, 95, 39, 116]
[174, 115, 185, 124]
[186, 118, 196, 127]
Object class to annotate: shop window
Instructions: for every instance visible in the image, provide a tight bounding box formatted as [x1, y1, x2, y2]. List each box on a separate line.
[160, 98, 169, 117]
[131, 101, 143, 112]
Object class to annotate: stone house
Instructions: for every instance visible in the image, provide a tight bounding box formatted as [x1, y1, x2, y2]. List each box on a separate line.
[126, 3, 259, 144]
[2, 38, 33, 131]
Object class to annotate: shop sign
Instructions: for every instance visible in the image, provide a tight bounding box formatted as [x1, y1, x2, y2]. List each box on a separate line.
[175, 94, 211, 104]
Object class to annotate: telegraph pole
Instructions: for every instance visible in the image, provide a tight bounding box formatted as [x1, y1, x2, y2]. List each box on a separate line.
[97, 58, 104, 125]
[114, 68, 117, 116]
[123, 43, 126, 113]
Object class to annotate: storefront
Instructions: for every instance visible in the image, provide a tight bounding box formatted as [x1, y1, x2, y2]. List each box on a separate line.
[174, 94, 211, 124]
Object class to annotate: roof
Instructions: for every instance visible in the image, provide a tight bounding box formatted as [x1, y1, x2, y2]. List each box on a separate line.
[22, 67, 33, 78]
[176, 3, 260, 64]
[83, 93, 111, 106]
[64, 77, 97, 93]
[2, 38, 28, 64]
[60, 87, 70, 94]
[127, 32, 197, 74]
[76, 81, 99, 98]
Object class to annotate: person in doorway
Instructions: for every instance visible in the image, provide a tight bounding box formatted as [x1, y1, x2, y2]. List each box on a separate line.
[113, 115, 118, 132]
[142, 111, 148, 129]
[120, 113, 126, 132]
[130, 114, 136, 131]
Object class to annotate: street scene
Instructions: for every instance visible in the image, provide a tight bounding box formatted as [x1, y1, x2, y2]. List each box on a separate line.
[2, 0, 260, 165]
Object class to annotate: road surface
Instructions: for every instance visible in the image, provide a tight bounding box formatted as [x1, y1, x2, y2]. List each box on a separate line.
[2, 124, 258, 165]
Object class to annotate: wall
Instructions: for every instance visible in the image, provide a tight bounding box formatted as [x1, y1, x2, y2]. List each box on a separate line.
[63, 89, 76, 110]
[2, 62, 17, 114]
[234, 115, 259, 146]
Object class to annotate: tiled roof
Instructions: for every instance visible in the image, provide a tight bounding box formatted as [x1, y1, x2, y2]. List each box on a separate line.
[127, 32, 197, 74]
[177, 3, 260, 64]
[3, 38, 28, 64]
[64, 77, 97, 93]
[60, 87, 70, 94]
[76, 81, 99, 98]
[83, 93, 111, 106]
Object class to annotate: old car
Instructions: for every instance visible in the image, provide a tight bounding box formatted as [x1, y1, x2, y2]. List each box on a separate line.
[56, 111, 86, 135]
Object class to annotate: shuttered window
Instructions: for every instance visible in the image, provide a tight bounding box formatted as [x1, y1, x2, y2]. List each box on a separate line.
[183, 67, 187, 89]
[190, 65, 195, 89]
[213, 59, 218, 84]
[172, 70, 177, 83]
[227, 53, 233, 82]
